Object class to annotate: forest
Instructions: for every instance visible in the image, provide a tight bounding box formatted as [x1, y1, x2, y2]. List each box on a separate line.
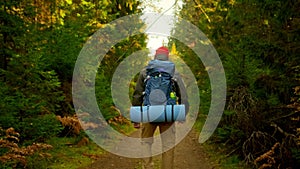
[1, 0, 299, 168]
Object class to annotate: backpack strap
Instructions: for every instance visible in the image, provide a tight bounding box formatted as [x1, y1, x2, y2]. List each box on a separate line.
[171, 104, 175, 122]
[164, 105, 167, 122]
[146, 105, 150, 122]
[140, 106, 143, 122]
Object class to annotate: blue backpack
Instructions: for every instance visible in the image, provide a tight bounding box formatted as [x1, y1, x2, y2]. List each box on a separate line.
[143, 60, 176, 106]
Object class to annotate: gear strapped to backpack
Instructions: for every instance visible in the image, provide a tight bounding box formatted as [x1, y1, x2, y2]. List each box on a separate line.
[129, 59, 186, 122]
[143, 59, 177, 106]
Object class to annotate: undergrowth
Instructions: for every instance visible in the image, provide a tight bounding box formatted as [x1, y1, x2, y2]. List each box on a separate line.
[45, 136, 105, 169]
[0, 127, 53, 168]
[193, 116, 251, 169]
[0, 113, 135, 169]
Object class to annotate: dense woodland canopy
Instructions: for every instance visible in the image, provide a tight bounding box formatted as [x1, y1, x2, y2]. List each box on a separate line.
[0, 0, 146, 167]
[0, 0, 299, 168]
[174, 0, 300, 168]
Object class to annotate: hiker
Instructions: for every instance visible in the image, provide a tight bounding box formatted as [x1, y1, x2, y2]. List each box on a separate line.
[132, 46, 189, 169]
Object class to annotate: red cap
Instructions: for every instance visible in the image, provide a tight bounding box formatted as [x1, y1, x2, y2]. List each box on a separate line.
[155, 46, 169, 57]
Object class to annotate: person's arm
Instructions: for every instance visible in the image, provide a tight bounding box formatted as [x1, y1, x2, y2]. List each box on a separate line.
[132, 71, 145, 106]
[132, 70, 146, 128]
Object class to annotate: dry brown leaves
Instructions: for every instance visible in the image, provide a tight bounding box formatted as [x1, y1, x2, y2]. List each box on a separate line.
[0, 127, 53, 166]
[56, 115, 82, 135]
[254, 142, 280, 169]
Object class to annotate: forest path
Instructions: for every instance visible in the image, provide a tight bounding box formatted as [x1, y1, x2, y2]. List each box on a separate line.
[80, 128, 218, 169]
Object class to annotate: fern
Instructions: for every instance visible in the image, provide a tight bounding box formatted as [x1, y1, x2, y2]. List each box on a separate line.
[0, 127, 52, 167]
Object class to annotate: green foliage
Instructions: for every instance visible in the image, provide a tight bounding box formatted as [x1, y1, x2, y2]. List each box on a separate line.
[177, 0, 300, 167]
[19, 114, 63, 144]
[95, 73, 117, 121]
[0, 83, 19, 127]
[1, 0, 145, 153]
[215, 125, 244, 145]
[45, 136, 105, 169]
[25, 153, 51, 169]
[291, 148, 300, 164]
[41, 23, 84, 81]
[203, 140, 251, 169]
[0, 46, 64, 142]
[95, 35, 147, 121]
[0, 51, 64, 142]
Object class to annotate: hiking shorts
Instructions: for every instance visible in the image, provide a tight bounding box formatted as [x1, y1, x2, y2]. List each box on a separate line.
[141, 122, 176, 146]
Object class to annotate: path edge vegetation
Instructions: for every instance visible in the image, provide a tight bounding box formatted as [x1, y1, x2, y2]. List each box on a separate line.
[1, 0, 299, 168]
[174, 0, 300, 168]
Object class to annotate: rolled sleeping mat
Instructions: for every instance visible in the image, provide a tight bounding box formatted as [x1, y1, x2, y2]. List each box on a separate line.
[130, 104, 185, 123]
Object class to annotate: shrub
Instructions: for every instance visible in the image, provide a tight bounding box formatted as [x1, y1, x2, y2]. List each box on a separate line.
[0, 127, 53, 168]
[18, 114, 63, 143]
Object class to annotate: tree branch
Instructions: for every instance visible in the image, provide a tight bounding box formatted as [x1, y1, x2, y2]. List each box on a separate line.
[269, 111, 299, 122]
[192, 0, 211, 23]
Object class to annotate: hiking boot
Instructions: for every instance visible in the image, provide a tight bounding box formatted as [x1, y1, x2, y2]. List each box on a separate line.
[133, 122, 140, 129]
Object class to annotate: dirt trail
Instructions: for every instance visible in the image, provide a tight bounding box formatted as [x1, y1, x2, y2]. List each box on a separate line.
[80, 129, 217, 169]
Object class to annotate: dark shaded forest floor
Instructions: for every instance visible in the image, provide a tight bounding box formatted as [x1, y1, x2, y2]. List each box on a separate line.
[80, 129, 218, 169]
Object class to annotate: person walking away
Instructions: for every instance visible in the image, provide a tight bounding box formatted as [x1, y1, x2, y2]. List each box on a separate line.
[132, 46, 189, 169]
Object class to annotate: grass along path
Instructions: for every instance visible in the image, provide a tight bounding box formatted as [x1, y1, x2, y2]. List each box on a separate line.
[81, 129, 218, 169]
[45, 121, 249, 168]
